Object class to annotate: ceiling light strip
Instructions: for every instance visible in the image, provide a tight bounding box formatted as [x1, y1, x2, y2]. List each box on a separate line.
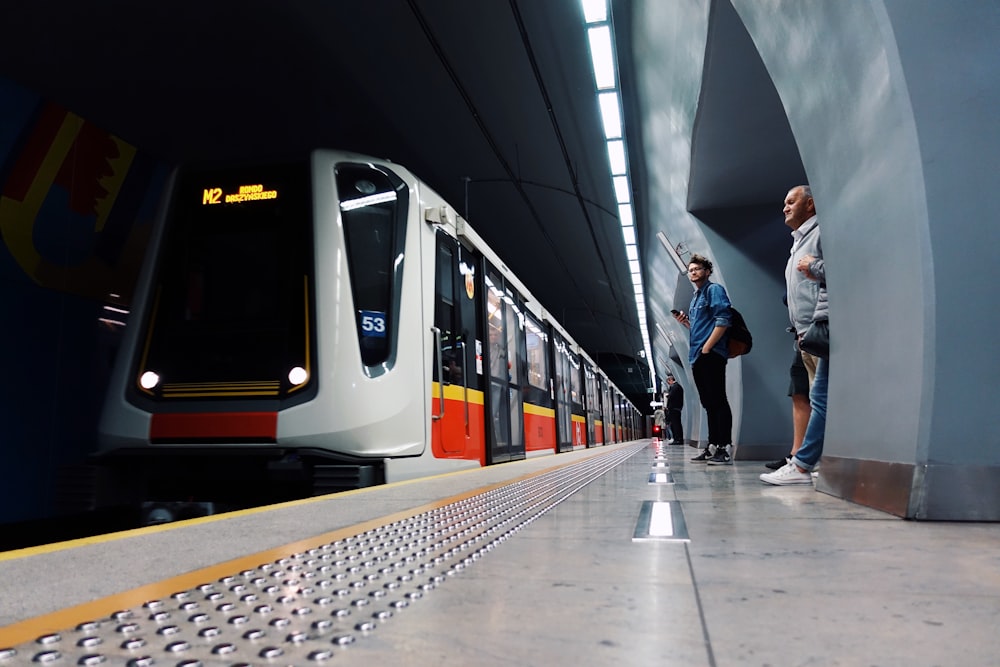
[583, 0, 656, 396]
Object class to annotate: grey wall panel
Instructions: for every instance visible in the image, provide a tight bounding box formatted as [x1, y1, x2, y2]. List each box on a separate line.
[635, 0, 1000, 514]
[729, 0, 1000, 517]
[635, 0, 1000, 517]
[882, 0, 1000, 465]
[732, 0, 931, 467]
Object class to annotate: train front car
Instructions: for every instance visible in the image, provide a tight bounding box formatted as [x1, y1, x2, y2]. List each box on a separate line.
[96, 151, 464, 513]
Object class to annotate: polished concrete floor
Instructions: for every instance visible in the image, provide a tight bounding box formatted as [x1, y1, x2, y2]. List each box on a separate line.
[2, 440, 999, 666]
[338, 442, 1000, 667]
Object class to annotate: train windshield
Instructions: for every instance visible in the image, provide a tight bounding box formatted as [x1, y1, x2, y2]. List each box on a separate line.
[135, 161, 314, 401]
[334, 162, 408, 372]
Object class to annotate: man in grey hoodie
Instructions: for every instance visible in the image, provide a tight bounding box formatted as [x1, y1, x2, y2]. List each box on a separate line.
[784, 185, 822, 380]
[761, 248, 829, 485]
[765, 185, 822, 471]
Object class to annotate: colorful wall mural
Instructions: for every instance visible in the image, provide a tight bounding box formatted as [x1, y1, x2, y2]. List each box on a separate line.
[0, 76, 169, 525]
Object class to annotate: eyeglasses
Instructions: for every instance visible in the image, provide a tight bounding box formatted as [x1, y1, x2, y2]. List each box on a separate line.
[687, 266, 707, 273]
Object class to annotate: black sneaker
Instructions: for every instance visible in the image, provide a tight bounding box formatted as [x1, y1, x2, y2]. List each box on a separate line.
[765, 456, 791, 470]
[707, 446, 732, 465]
[690, 449, 712, 462]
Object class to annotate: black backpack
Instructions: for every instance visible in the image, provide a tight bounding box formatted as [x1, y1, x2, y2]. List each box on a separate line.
[727, 307, 752, 357]
[701, 283, 752, 358]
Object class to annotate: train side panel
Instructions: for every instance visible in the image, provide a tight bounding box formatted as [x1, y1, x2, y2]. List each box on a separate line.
[524, 402, 556, 455]
[430, 383, 487, 465]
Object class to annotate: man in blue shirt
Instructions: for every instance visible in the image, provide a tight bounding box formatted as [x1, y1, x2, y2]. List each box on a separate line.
[673, 254, 734, 465]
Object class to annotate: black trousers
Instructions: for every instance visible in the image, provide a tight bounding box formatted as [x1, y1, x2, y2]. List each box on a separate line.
[692, 351, 732, 446]
[667, 408, 684, 444]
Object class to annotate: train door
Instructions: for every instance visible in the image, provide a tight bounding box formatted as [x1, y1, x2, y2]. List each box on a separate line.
[613, 388, 623, 442]
[604, 380, 622, 442]
[431, 232, 486, 462]
[484, 266, 526, 464]
[608, 384, 618, 443]
[585, 363, 601, 447]
[600, 379, 610, 444]
[603, 382, 613, 444]
[523, 312, 555, 454]
[551, 332, 575, 452]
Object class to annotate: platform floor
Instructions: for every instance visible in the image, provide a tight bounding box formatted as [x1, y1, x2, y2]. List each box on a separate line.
[2, 440, 999, 666]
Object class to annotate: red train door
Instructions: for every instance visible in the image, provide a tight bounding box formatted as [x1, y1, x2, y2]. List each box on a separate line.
[431, 232, 486, 463]
[522, 311, 555, 455]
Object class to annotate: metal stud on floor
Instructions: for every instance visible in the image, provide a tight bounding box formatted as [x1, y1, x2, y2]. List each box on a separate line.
[1, 442, 647, 664]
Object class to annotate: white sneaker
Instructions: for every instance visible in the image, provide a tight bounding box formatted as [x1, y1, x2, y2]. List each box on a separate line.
[759, 461, 813, 485]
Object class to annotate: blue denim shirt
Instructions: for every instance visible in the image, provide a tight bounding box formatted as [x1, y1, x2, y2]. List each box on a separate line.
[688, 281, 732, 364]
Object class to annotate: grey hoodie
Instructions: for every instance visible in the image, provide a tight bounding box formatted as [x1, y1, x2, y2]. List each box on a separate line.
[785, 217, 822, 335]
[806, 257, 828, 323]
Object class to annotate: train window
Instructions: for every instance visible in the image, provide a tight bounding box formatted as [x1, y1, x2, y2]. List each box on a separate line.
[525, 314, 548, 391]
[435, 243, 459, 385]
[335, 163, 408, 370]
[504, 298, 520, 385]
[438, 245, 455, 307]
[587, 371, 594, 411]
[487, 279, 507, 381]
[572, 359, 583, 406]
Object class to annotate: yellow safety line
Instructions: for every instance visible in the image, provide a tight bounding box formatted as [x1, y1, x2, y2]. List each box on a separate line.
[0, 443, 636, 646]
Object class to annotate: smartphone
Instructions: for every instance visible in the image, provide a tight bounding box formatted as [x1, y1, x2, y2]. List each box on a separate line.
[670, 309, 681, 316]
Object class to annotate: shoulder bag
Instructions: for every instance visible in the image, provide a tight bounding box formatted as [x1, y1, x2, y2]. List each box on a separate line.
[799, 318, 829, 359]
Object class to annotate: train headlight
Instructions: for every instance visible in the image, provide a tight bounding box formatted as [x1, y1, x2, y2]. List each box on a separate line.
[139, 371, 160, 390]
[288, 366, 308, 386]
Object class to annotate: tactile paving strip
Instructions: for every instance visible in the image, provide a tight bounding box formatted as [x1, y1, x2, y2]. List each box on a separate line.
[1, 442, 646, 666]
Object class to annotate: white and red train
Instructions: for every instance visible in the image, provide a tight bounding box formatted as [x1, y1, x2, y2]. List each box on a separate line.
[96, 150, 640, 510]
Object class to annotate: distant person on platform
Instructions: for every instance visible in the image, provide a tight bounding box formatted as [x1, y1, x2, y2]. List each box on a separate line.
[665, 375, 684, 445]
[652, 406, 667, 440]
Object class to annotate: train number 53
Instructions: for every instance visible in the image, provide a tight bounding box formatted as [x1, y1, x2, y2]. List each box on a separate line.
[359, 310, 387, 338]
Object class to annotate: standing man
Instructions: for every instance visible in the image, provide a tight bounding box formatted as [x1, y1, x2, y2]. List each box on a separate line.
[762, 252, 829, 484]
[665, 375, 684, 445]
[784, 185, 822, 383]
[673, 254, 733, 465]
[766, 185, 822, 470]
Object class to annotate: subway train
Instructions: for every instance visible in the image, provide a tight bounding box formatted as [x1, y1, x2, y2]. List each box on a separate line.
[95, 150, 640, 514]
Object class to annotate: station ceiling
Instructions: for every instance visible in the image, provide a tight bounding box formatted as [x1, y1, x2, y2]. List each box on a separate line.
[2, 0, 804, 413]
